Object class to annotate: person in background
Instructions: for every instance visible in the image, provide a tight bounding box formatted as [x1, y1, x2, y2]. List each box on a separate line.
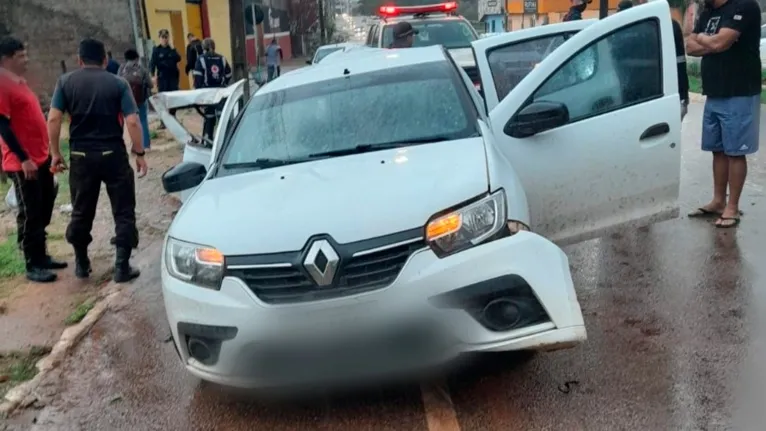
[686, 0, 761, 228]
[616, 0, 689, 118]
[0, 36, 67, 283]
[185, 33, 203, 78]
[106, 51, 120, 75]
[119, 48, 153, 150]
[193, 38, 232, 144]
[389, 22, 419, 48]
[265, 38, 282, 82]
[150, 29, 181, 127]
[563, 0, 591, 21]
[47, 38, 148, 283]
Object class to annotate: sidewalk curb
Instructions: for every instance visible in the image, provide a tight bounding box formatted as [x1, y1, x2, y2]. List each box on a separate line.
[0, 235, 172, 419]
[0, 281, 125, 418]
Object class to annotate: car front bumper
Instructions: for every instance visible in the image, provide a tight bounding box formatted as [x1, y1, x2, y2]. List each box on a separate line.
[161, 231, 586, 388]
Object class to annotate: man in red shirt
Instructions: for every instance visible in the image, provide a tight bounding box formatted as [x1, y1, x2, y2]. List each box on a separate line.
[0, 36, 67, 282]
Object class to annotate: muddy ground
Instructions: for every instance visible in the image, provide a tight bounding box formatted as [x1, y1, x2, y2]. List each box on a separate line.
[0, 112, 200, 397]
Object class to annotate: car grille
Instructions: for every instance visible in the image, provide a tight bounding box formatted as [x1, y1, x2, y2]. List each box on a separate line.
[226, 237, 426, 304]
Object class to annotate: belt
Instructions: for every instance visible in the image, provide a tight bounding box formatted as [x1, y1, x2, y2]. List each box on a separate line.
[70, 150, 114, 157]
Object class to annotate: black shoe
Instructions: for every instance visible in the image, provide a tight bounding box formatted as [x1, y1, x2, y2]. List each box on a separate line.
[43, 255, 68, 270]
[114, 247, 140, 283]
[26, 267, 57, 283]
[74, 248, 92, 279]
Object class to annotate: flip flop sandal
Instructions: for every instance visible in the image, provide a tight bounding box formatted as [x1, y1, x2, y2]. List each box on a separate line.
[688, 208, 723, 218]
[714, 217, 741, 229]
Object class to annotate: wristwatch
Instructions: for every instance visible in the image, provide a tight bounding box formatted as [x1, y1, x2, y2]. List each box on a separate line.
[132, 149, 146, 157]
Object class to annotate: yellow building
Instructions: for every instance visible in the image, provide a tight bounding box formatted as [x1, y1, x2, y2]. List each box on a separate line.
[141, 0, 231, 89]
[504, 0, 683, 30]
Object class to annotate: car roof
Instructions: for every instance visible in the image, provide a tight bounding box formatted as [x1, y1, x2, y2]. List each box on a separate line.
[316, 42, 356, 50]
[379, 14, 467, 24]
[259, 46, 451, 94]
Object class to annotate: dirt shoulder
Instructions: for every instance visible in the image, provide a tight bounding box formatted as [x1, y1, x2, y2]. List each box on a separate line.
[0, 112, 199, 398]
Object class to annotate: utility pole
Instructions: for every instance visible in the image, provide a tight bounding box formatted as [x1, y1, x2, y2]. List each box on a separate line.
[229, 0, 251, 98]
[318, 0, 327, 45]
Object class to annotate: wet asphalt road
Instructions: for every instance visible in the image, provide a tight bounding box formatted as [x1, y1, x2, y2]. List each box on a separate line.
[8, 102, 766, 430]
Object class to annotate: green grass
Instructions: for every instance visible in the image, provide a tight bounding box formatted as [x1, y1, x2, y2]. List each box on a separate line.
[0, 346, 51, 398]
[54, 139, 71, 205]
[0, 234, 25, 278]
[64, 299, 95, 325]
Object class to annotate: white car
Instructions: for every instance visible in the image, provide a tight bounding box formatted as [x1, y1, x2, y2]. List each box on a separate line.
[308, 43, 359, 65]
[760, 24, 766, 66]
[160, 1, 681, 389]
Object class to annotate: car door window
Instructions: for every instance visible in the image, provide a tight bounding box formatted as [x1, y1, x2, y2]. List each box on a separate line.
[532, 19, 662, 122]
[486, 32, 578, 102]
[370, 25, 380, 47]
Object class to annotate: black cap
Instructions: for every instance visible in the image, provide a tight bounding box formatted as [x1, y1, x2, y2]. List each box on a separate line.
[392, 21, 419, 40]
[617, 0, 633, 11]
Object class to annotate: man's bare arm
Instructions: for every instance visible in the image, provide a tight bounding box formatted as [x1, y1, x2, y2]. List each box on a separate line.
[47, 108, 63, 158]
[696, 28, 740, 53]
[124, 113, 143, 153]
[686, 34, 711, 57]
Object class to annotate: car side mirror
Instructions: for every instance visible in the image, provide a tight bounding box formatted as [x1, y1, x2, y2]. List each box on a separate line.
[306, 60, 312, 65]
[504, 101, 569, 139]
[162, 161, 207, 193]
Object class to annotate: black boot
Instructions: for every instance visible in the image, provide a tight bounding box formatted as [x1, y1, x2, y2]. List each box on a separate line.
[74, 247, 92, 279]
[114, 247, 140, 283]
[43, 255, 68, 270]
[26, 265, 57, 283]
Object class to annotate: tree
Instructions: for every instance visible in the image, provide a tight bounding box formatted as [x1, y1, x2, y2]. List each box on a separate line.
[288, 0, 318, 36]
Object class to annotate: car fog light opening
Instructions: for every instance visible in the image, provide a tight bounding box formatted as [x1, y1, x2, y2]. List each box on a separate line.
[165, 238, 224, 289]
[425, 190, 507, 258]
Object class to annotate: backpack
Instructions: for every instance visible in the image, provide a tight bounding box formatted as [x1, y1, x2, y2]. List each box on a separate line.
[120, 63, 147, 104]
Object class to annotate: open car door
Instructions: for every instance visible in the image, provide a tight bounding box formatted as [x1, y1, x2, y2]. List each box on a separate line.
[150, 79, 246, 202]
[472, 1, 681, 245]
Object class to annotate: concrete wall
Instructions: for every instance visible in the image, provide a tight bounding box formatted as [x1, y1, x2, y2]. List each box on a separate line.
[0, 0, 136, 107]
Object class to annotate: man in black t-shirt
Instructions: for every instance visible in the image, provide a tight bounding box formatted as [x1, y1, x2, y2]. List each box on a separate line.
[686, 0, 761, 228]
[47, 38, 148, 282]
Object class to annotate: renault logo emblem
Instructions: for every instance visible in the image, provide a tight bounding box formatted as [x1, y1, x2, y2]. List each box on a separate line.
[303, 239, 340, 286]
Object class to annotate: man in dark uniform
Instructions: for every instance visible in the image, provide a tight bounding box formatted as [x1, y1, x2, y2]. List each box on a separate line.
[192, 38, 232, 143]
[563, 0, 591, 21]
[686, 0, 761, 228]
[185, 33, 203, 78]
[150, 29, 182, 124]
[1, 36, 67, 282]
[389, 22, 418, 48]
[47, 38, 149, 283]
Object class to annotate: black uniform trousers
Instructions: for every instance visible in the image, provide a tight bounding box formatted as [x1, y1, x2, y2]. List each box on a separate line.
[157, 75, 180, 116]
[65, 148, 139, 250]
[10, 157, 55, 268]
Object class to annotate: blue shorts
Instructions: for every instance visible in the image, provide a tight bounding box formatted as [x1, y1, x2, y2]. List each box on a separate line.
[702, 95, 760, 156]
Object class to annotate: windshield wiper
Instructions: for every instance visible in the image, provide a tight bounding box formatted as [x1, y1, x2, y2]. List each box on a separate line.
[307, 137, 452, 159]
[222, 158, 312, 169]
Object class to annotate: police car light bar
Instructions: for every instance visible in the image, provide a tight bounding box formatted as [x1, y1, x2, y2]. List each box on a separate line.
[378, 2, 458, 17]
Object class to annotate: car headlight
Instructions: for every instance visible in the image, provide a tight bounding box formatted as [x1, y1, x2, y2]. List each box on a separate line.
[165, 237, 224, 289]
[425, 189, 508, 258]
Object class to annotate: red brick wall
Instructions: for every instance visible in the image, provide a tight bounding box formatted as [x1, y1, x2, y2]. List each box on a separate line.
[246, 33, 292, 67]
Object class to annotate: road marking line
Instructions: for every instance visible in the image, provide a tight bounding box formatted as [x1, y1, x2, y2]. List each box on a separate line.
[420, 380, 461, 431]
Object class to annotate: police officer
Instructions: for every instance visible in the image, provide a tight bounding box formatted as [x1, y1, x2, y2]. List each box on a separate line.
[150, 29, 181, 124]
[389, 22, 418, 48]
[47, 38, 149, 283]
[193, 38, 232, 143]
[563, 0, 591, 21]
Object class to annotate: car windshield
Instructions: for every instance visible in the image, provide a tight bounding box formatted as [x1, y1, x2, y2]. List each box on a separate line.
[382, 20, 477, 49]
[219, 61, 477, 171]
[315, 47, 343, 63]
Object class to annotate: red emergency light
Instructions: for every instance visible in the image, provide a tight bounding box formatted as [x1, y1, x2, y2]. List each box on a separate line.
[378, 2, 458, 17]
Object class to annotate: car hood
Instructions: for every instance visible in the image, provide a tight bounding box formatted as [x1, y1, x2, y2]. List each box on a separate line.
[170, 138, 489, 255]
[448, 47, 476, 68]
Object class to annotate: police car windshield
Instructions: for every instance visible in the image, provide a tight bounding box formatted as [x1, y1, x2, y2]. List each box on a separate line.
[382, 20, 477, 49]
[219, 61, 478, 171]
[315, 47, 343, 63]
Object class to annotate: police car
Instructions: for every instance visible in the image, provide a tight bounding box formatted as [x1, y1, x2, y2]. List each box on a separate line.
[365, 2, 482, 89]
[159, 0, 682, 389]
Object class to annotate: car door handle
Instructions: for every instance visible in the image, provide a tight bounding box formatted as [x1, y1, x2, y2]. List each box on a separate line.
[639, 123, 670, 140]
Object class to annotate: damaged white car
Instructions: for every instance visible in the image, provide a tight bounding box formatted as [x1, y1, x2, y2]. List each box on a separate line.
[158, 1, 681, 389]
